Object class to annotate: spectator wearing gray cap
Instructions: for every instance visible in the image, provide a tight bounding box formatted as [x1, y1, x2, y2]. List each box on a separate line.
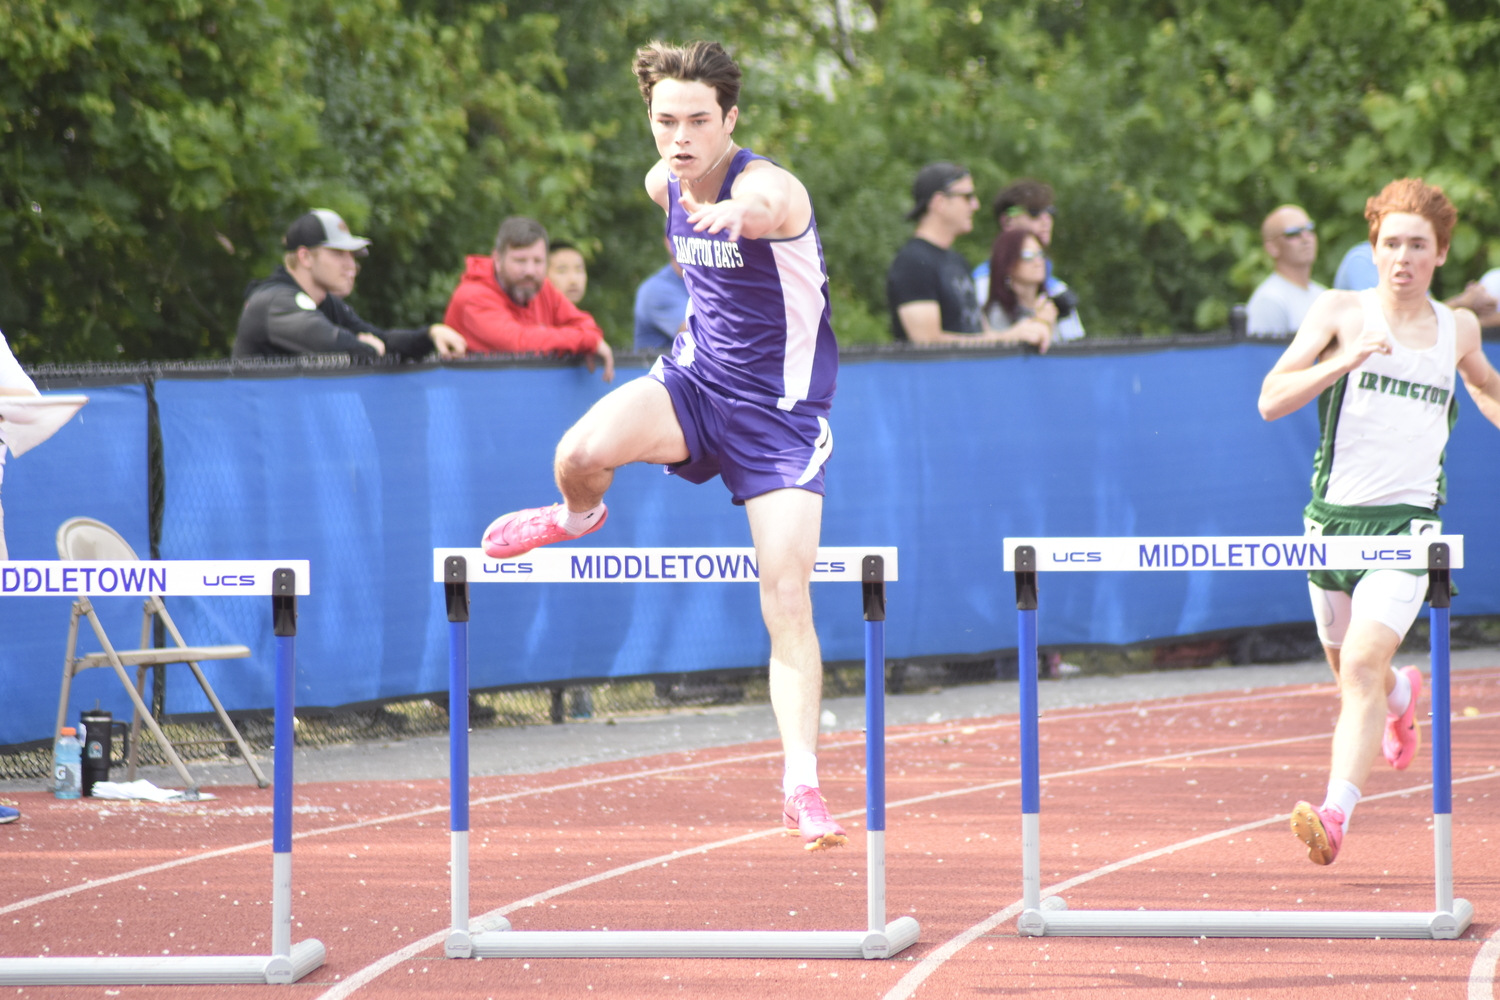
[233, 209, 466, 361]
[885, 163, 1049, 349]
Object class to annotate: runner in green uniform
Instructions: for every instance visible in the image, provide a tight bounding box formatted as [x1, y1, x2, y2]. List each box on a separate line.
[1258, 178, 1500, 865]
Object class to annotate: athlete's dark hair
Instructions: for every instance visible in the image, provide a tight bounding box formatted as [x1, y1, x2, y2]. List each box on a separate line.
[493, 216, 548, 255]
[986, 227, 1037, 315]
[548, 240, 579, 255]
[633, 40, 742, 118]
[992, 179, 1054, 223]
[1365, 178, 1457, 252]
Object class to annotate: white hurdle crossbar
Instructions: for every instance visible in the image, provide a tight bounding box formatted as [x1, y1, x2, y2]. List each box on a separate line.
[433, 546, 920, 959]
[0, 561, 326, 985]
[1003, 535, 1472, 939]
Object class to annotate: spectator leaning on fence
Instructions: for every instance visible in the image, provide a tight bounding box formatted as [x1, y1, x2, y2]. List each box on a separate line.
[547, 240, 589, 306]
[973, 178, 1084, 341]
[887, 163, 1044, 348]
[1246, 205, 1326, 336]
[982, 228, 1057, 350]
[444, 216, 614, 381]
[233, 210, 467, 361]
[633, 235, 690, 351]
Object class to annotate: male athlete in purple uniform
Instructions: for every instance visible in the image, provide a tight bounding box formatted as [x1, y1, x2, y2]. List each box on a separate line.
[481, 41, 846, 851]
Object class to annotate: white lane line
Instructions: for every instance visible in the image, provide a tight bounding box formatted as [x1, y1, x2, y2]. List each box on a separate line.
[307, 724, 1387, 1000]
[0, 746, 793, 917]
[2, 684, 1321, 917]
[883, 769, 1500, 1000]
[311, 826, 792, 1000]
[0, 838, 275, 917]
[1472, 924, 1500, 1000]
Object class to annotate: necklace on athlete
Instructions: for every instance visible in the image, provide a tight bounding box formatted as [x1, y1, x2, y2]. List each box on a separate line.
[682, 142, 737, 203]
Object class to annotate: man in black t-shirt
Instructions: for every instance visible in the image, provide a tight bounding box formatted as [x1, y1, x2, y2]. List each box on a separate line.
[886, 163, 1048, 350]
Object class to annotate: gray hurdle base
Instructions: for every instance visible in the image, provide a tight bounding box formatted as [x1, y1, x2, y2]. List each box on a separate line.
[0, 563, 325, 985]
[435, 546, 919, 960]
[1006, 535, 1472, 939]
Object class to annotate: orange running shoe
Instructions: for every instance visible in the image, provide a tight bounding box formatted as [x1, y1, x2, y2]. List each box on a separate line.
[1290, 801, 1344, 866]
[783, 785, 848, 851]
[1382, 665, 1423, 771]
[481, 503, 607, 559]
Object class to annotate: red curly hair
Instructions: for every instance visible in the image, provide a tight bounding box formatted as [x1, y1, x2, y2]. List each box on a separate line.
[1365, 178, 1457, 252]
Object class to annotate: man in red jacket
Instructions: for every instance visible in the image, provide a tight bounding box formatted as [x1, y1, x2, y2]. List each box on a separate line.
[445, 216, 614, 381]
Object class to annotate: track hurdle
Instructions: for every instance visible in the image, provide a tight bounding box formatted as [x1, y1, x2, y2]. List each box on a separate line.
[1004, 534, 1473, 939]
[0, 561, 326, 985]
[433, 546, 921, 959]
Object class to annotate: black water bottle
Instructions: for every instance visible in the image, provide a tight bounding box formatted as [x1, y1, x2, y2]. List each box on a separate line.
[79, 708, 129, 797]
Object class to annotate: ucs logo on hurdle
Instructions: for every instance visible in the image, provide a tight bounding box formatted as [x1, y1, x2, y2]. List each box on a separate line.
[0, 561, 312, 596]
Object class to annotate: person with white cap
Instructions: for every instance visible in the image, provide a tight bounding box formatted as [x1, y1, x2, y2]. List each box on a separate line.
[233, 209, 466, 360]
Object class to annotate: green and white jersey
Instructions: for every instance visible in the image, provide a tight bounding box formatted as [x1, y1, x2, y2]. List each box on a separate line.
[1311, 290, 1459, 508]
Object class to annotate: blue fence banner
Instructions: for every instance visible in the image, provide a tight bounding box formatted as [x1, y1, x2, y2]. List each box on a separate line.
[1, 385, 150, 746]
[3, 343, 1496, 746]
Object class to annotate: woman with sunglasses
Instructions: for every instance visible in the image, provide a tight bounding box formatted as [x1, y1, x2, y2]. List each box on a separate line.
[982, 228, 1056, 352]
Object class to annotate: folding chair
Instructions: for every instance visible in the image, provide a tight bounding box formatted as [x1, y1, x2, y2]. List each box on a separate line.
[54, 518, 269, 794]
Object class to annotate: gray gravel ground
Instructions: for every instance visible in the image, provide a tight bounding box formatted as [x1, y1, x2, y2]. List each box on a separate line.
[6, 646, 1493, 794]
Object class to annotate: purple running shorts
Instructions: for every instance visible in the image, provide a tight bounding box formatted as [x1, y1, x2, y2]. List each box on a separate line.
[650, 355, 832, 505]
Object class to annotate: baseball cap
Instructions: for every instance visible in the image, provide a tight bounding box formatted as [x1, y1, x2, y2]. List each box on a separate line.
[283, 209, 371, 254]
[906, 162, 971, 221]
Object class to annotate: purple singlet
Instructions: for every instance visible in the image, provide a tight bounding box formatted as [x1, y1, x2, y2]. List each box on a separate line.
[664, 149, 838, 414]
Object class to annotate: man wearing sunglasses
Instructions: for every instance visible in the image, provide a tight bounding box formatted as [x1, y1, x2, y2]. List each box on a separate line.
[1246, 205, 1326, 336]
[887, 163, 1047, 347]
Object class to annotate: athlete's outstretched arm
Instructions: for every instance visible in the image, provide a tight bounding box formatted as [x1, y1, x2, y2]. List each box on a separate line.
[1455, 309, 1500, 429]
[645, 160, 673, 212]
[1259, 291, 1386, 421]
[680, 161, 810, 242]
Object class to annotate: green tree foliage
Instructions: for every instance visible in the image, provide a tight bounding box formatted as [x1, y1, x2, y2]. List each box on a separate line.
[0, 0, 592, 360]
[4, 0, 1500, 360]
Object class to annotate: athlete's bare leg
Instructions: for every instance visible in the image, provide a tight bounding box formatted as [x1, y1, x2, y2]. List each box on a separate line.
[745, 488, 824, 759]
[554, 377, 688, 510]
[1324, 620, 1401, 789]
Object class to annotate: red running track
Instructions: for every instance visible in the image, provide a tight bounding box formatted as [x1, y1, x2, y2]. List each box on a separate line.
[4, 668, 1500, 999]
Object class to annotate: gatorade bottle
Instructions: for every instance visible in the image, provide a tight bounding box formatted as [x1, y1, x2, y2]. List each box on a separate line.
[54, 727, 82, 800]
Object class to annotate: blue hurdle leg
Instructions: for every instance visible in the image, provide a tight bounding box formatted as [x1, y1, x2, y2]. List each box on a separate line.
[269, 569, 298, 972]
[865, 614, 886, 934]
[1425, 542, 1455, 915]
[451, 618, 470, 924]
[1013, 546, 1042, 925]
[1431, 603, 1452, 912]
[271, 632, 294, 960]
[443, 557, 474, 957]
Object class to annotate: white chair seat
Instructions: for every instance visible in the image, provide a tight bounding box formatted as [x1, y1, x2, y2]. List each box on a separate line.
[74, 645, 251, 670]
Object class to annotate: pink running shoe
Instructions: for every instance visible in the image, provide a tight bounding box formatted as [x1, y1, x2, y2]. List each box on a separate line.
[782, 786, 848, 852]
[1290, 801, 1345, 866]
[481, 503, 608, 559]
[1382, 665, 1423, 771]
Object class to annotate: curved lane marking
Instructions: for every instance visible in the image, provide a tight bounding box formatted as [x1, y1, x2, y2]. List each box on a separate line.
[883, 768, 1500, 1000]
[309, 723, 1372, 1000]
[3, 684, 1342, 918]
[10, 691, 1495, 996]
[1471, 923, 1500, 1000]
